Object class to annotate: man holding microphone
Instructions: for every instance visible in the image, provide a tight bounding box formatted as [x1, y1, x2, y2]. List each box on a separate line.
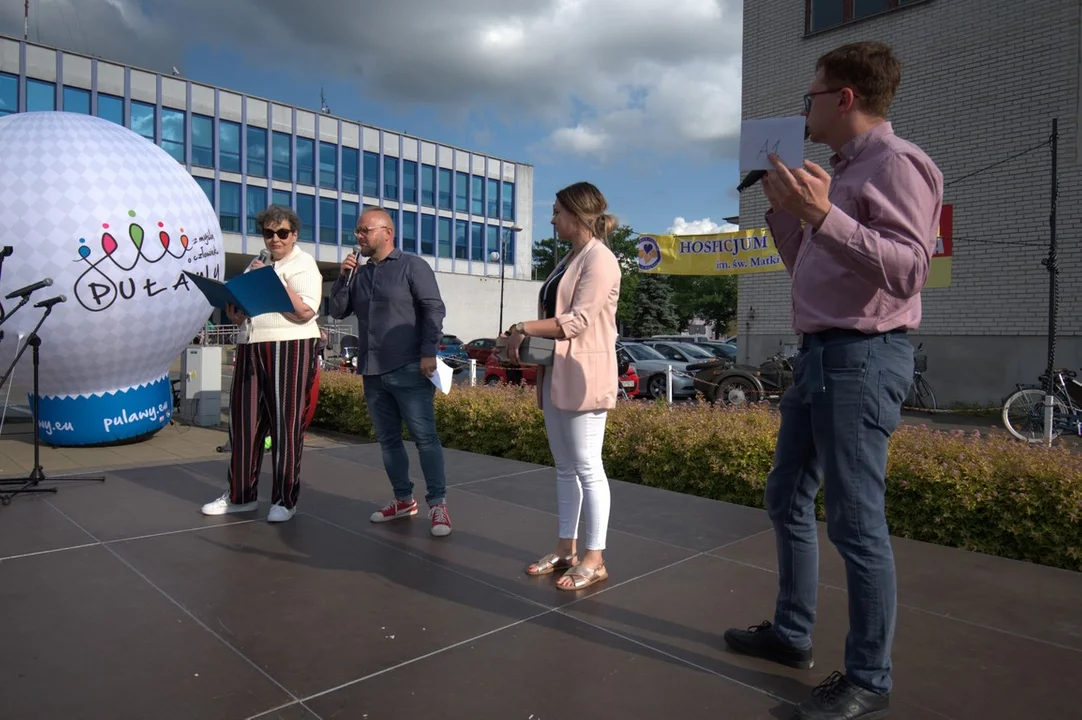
[722, 42, 943, 719]
[328, 208, 452, 537]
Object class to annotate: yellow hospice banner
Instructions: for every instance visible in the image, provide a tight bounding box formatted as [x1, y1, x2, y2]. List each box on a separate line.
[635, 229, 783, 276]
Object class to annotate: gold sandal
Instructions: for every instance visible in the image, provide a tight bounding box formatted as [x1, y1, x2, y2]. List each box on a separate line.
[525, 552, 578, 576]
[556, 562, 608, 591]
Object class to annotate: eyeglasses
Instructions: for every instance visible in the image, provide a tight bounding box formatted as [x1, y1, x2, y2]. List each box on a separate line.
[261, 228, 293, 240]
[354, 226, 391, 236]
[803, 88, 855, 113]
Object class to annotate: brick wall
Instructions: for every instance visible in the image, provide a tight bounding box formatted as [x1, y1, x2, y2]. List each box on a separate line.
[738, 0, 1082, 346]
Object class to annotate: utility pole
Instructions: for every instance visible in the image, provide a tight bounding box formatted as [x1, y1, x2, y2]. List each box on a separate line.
[1041, 118, 1059, 445]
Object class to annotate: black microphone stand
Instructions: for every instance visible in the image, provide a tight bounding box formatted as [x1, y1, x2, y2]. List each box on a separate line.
[0, 299, 105, 505]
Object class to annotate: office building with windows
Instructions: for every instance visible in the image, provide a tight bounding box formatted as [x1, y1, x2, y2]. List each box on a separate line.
[0, 35, 539, 343]
[738, 0, 1081, 406]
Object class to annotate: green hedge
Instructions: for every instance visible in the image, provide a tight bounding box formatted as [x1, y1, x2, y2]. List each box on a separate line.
[313, 371, 1082, 572]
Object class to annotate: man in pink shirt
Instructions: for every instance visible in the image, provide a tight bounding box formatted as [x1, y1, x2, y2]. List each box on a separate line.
[723, 42, 943, 720]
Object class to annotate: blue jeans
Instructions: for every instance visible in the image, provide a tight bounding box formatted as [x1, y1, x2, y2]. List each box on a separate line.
[363, 361, 447, 507]
[765, 330, 913, 696]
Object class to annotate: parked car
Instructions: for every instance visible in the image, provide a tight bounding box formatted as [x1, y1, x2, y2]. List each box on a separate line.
[617, 341, 698, 400]
[464, 337, 498, 363]
[437, 334, 470, 373]
[483, 344, 641, 398]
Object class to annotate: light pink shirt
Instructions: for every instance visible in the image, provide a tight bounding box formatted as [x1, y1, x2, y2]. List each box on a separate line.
[766, 122, 944, 335]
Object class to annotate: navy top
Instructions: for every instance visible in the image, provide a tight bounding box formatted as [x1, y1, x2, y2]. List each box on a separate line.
[539, 261, 568, 320]
[328, 248, 447, 376]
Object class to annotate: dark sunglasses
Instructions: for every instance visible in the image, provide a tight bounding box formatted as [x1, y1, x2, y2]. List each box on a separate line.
[261, 228, 292, 240]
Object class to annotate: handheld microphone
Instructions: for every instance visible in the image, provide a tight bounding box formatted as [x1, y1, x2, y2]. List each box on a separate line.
[346, 246, 362, 284]
[33, 294, 66, 310]
[736, 126, 811, 193]
[258, 249, 271, 264]
[5, 277, 52, 299]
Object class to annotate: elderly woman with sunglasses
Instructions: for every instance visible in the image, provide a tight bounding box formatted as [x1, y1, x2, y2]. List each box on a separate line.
[200, 204, 323, 523]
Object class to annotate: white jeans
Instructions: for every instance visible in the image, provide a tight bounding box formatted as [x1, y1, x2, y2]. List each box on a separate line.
[541, 370, 611, 550]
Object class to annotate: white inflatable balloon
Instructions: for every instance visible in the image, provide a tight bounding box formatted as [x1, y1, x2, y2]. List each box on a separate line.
[0, 111, 223, 446]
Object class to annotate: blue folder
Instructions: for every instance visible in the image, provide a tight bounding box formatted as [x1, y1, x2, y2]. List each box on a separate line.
[184, 266, 295, 317]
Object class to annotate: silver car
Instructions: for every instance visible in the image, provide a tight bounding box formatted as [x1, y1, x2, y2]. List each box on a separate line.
[617, 341, 698, 399]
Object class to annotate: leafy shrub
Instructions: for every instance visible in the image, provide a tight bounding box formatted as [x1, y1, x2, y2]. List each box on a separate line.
[313, 372, 1082, 571]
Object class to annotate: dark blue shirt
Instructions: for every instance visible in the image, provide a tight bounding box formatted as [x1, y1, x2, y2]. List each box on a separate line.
[328, 248, 446, 376]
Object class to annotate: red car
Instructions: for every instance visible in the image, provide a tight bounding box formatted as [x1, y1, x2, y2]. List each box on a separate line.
[483, 351, 640, 398]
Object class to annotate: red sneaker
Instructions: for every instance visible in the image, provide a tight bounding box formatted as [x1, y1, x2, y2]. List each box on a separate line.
[430, 504, 452, 537]
[370, 498, 418, 523]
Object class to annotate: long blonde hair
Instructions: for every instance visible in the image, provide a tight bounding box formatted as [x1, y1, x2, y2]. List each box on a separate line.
[556, 181, 618, 244]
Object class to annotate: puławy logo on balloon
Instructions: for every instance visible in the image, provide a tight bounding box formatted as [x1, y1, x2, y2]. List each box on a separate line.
[0, 111, 225, 447]
[636, 236, 662, 272]
[73, 209, 220, 313]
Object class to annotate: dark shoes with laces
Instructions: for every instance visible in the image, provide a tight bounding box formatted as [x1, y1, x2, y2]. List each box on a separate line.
[722, 621, 890, 719]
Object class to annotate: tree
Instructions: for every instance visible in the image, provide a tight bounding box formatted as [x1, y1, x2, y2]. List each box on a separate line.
[668, 275, 738, 337]
[627, 275, 680, 336]
[532, 236, 571, 280]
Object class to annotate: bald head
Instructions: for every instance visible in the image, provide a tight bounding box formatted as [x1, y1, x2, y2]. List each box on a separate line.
[355, 207, 396, 261]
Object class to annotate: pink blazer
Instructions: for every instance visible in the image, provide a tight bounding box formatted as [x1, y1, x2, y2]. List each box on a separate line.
[535, 238, 622, 412]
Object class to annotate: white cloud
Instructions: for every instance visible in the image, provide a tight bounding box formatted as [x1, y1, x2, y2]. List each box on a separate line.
[0, 0, 744, 163]
[667, 216, 739, 235]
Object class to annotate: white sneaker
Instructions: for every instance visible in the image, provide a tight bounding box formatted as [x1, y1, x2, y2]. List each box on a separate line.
[201, 493, 258, 516]
[267, 503, 296, 523]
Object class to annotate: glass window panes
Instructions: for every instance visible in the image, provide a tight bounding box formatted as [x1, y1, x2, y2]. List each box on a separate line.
[26, 79, 55, 112]
[471, 176, 484, 215]
[809, 0, 844, 31]
[341, 200, 359, 245]
[454, 220, 468, 260]
[502, 181, 515, 221]
[219, 182, 242, 233]
[455, 172, 468, 212]
[319, 197, 338, 243]
[421, 164, 436, 207]
[487, 178, 500, 217]
[402, 160, 418, 204]
[195, 177, 215, 208]
[96, 94, 122, 125]
[438, 217, 452, 259]
[853, 0, 890, 20]
[272, 189, 291, 208]
[420, 213, 435, 255]
[62, 86, 90, 114]
[296, 193, 315, 241]
[383, 156, 398, 199]
[506, 230, 516, 265]
[130, 100, 155, 140]
[0, 73, 16, 116]
[272, 132, 292, 181]
[487, 225, 500, 260]
[319, 141, 337, 189]
[246, 127, 267, 177]
[191, 114, 214, 168]
[341, 147, 359, 194]
[470, 224, 484, 261]
[246, 186, 266, 235]
[401, 211, 418, 253]
[439, 168, 453, 210]
[219, 120, 241, 173]
[363, 151, 379, 196]
[161, 108, 186, 163]
[296, 137, 315, 186]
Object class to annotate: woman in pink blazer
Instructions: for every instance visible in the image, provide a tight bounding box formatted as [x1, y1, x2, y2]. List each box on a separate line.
[504, 181, 622, 591]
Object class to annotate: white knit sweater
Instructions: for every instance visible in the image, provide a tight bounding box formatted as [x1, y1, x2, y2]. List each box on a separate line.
[237, 246, 323, 344]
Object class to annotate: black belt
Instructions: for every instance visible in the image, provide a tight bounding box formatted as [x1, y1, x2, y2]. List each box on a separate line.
[801, 327, 906, 349]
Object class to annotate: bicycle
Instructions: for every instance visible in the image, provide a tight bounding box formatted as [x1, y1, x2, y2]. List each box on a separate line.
[1001, 368, 1082, 442]
[905, 343, 937, 410]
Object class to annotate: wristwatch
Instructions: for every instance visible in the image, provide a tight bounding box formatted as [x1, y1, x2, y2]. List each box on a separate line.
[511, 322, 527, 335]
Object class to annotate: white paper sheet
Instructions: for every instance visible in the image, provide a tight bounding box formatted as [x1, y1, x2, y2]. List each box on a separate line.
[430, 356, 453, 395]
[739, 116, 806, 171]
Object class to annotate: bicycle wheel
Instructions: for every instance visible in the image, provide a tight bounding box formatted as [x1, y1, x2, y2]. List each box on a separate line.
[1001, 387, 1066, 442]
[908, 376, 937, 410]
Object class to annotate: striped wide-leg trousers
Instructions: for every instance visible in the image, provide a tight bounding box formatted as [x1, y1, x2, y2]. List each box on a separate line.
[227, 338, 318, 509]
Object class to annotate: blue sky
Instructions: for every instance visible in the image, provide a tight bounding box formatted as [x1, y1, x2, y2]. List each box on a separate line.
[2, 0, 744, 243]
